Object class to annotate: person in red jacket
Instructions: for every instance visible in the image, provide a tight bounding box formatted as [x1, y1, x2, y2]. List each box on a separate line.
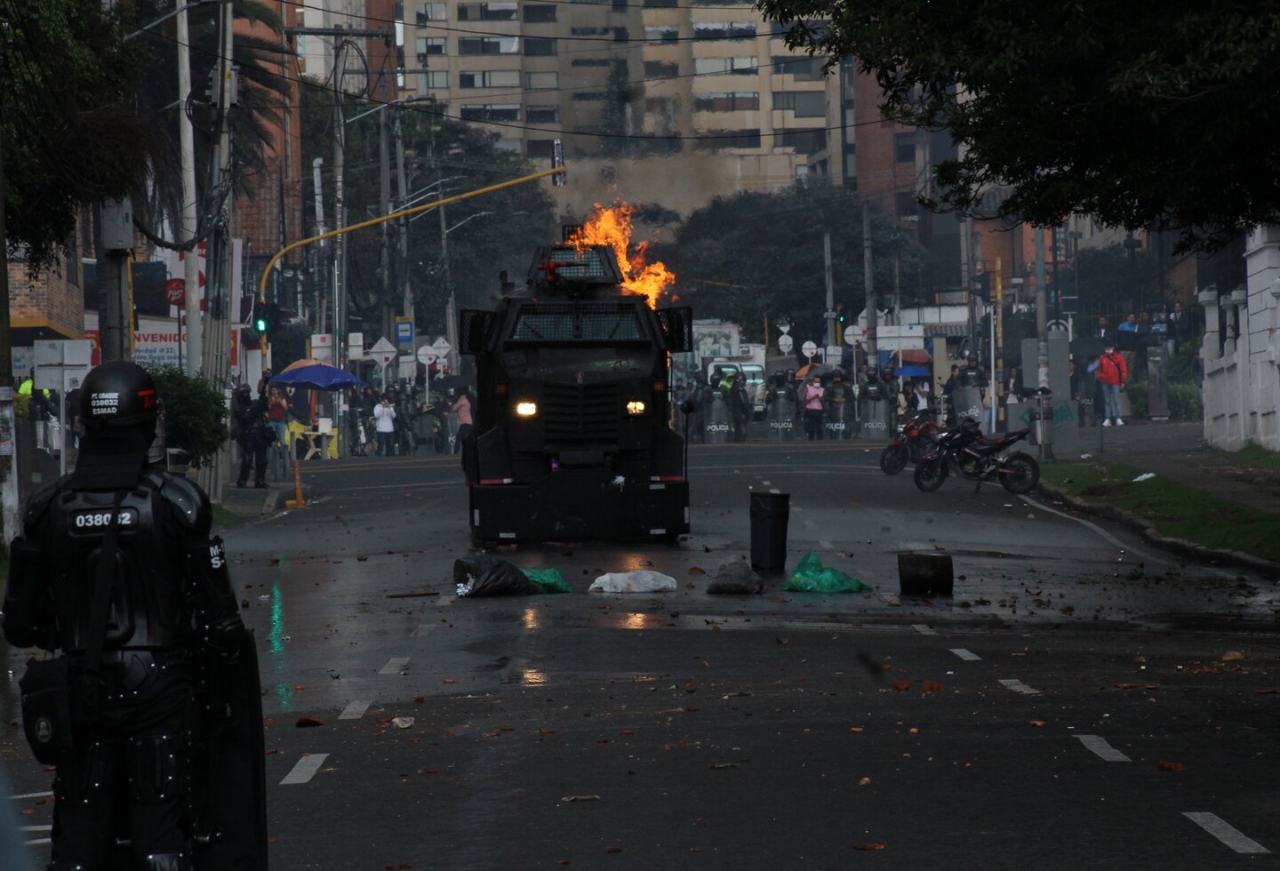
[1094, 343, 1129, 426]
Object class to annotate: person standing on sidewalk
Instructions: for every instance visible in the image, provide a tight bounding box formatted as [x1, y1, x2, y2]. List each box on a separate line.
[802, 375, 825, 440]
[1093, 343, 1129, 426]
[374, 392, 397, 456]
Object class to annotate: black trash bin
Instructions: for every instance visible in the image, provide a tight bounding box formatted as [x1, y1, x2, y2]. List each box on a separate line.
[750, 492, 790, 570]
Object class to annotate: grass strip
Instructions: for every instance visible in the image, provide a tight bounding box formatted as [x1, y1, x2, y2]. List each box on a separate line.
[1040, 459, 1280, 564]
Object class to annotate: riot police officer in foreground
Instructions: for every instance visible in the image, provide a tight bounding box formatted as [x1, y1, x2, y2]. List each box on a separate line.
[3, 361, 267, 871]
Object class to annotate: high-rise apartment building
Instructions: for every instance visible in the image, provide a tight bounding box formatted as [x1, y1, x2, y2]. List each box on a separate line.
[397, 1, 840, 210]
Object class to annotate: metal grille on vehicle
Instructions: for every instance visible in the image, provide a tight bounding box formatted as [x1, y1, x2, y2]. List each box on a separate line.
[543, 383, 619, 440]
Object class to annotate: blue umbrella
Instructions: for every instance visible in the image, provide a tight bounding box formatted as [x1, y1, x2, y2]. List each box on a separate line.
[894, 365, 931, 378]
[270, 359, 368, 391]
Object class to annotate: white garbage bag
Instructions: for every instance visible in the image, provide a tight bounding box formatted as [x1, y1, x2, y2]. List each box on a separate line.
[588, 570, 677, 593]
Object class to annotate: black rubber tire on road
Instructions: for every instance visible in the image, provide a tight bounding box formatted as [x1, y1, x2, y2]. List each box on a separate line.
[879, 444, 910, 475]
[913, 454, 948, 492]
[999, 452, 1041, 494]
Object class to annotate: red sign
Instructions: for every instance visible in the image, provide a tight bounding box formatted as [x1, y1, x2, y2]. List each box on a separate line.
[164, 278, 186, 306]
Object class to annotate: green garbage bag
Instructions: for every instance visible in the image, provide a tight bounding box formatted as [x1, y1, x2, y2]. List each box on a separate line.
[522, 567, 573, 594]
[783, 552, 872, 593]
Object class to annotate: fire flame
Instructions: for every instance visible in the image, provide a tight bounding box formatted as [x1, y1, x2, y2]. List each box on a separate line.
[576, 202, 676, 307]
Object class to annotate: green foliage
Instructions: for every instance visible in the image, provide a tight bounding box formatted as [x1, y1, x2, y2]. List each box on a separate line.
[1, 0, 159, 268]
[654, 183, 929, 343]
[757, 0, 1280, 252]
[146, 366, 228, 468]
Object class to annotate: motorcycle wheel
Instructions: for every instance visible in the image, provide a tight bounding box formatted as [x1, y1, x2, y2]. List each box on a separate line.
[879, 444, 910, 475]
[1000, 452, 1041, 494]
[914, 454, 948, 492]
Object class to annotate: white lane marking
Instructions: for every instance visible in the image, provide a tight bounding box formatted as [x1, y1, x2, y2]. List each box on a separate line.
[819, 540, 834, 550]
[411, 625, 435, 638]
[761, 480, 771, 487]
[25, 838, 51, 846]
[791, 504, 804, 512]
[1182, 812, 1270, 853]
[999, 678, 1041, 695]
[950, 648, 982, 661]
[20, 825, 52, 831]
[1019, 494, 1161, 564]
[769, 488, 781, 494]
[339, 700, 372, 720]
[281, 753, 330, 785]
[912, 624, 937, 636]
[379, 657, 410, 675]
[8, 791, 53, 800]
[1075, 735, 1131, 762]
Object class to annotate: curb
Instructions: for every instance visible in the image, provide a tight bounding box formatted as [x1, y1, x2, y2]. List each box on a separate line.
[1038, 482, 1280, 576]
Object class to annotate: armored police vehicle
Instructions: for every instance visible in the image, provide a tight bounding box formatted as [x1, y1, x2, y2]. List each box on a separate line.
[458, 228, 693, 543]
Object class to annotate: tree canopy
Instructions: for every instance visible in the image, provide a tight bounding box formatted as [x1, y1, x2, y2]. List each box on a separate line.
[655, 183, 928, 344]
[757, 0, 1280, 252]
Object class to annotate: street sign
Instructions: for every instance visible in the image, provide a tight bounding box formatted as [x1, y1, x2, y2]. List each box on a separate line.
[395, 317, 414, 345]
[369, 336, 397, 365]
[778, 334, 794, 354]
[164, 278, 185, 307]
[843, 325, 859, 345]
[431, 336, 452, 356]
[1047, 318, 1070, 335]
[415, 345, 437, 366]
[801, 340, 817, 359]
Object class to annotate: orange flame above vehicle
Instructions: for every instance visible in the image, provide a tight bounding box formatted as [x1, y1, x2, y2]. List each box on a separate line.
[575, 202, 675, 307]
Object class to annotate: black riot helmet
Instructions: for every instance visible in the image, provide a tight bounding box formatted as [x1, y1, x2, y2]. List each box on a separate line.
[80, 361, 159, 436]
[73, 362, 160, 488]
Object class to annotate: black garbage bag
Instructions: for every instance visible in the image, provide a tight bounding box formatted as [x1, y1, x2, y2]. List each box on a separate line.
[454, 556, 541, 597]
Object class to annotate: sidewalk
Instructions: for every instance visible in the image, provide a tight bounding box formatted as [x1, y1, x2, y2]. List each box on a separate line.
[1055, 420, 1280, 517]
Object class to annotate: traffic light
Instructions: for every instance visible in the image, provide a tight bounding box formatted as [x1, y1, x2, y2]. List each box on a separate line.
[253, 301, 278, 336]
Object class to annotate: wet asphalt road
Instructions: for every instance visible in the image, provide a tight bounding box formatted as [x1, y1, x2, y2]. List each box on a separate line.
[4, 436, 1280, 869]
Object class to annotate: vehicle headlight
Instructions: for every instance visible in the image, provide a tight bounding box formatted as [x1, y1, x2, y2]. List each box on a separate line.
[626, 400, 646, 415]
[515, 401, 538, 417]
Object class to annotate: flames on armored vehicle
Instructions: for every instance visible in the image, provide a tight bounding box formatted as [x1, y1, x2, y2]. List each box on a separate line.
[573, 202, 676, 308]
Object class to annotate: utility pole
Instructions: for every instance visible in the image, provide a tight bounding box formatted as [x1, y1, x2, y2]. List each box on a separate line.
[823, 231, 836, 349]
[178, 0, 202, 372]
[0, 93, 19, 549]
[1034, 225, 1049, 389]
[395, 110, 413, 335]
[379, 89, 393, 342]
[862, 201, 877, 365]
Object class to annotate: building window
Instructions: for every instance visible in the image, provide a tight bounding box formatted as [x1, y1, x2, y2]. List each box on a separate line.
[457, 2, 518, 20]
[693, 21, 757, 40]
[773, 90, 826, 117]
[644, 61, 678, 78]
[694, 56, 758, 75]
[526, 105, 560, 124]
[777, 128, 825, 154]
[644, 0, 678, 6]
[459, 36, 519, 55]
[644, 25, 679, 43]
[528, 139, 557, 158]
[895, 132, 915, 163]
[572, 58, 611, 67]
[694, 92, 760, 112]
[414, 3, 446, 24]
[895, 191, 919, 219]
[460, 104, 521, 122]
[524, 38, 557, 56]
[460, 69, 520, 88]
[772, 55, 824, 81]
[573, 91, 608, 101]
[699, 128, 761, 149]
[525, 71, 558, 90]
[416, 37, 446, 64]
[571, 26, 611, 36]
[423, 70, 448, 89]
[524, 4, 557, 22]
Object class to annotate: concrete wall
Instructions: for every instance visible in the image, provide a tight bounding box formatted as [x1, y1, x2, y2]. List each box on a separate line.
[1201, 225, 1280, 451]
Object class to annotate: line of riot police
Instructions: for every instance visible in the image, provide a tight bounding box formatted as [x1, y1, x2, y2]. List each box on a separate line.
[680, 367, 871, 444]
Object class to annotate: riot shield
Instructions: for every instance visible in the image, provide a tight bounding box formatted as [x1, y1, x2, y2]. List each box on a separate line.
[825, 398, 854, 440]
[767, 391, 797, 442]
[196, 630, 268, 870]
[951, 387, 985, 428]
[704, 391, 732, 444]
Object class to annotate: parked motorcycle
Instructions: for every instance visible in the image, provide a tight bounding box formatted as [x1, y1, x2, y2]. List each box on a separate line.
[913, 418, 1040, 494]
[879, 411, 939, 475]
